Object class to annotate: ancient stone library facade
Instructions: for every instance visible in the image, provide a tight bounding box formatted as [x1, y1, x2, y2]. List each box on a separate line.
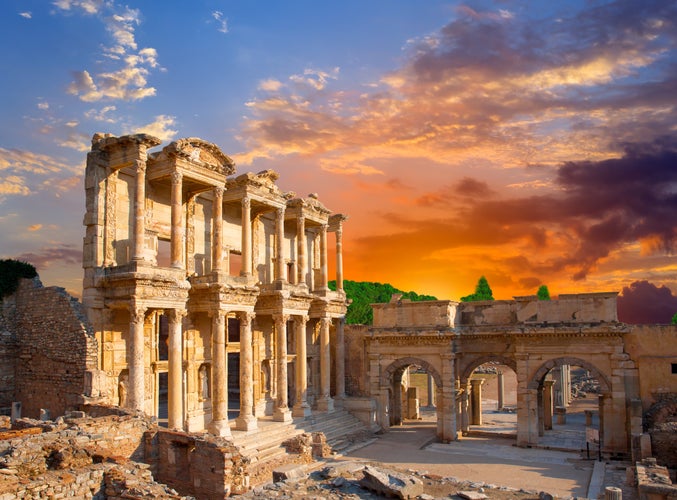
[82, 133, 348, 435]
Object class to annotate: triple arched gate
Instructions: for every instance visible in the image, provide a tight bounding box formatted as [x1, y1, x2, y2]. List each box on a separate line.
[365, 328, 639, 456]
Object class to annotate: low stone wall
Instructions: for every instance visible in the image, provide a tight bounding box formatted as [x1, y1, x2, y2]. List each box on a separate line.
[0, 409, 189, 499]
[344, 324, 369, 397]
[650, 423, 677, 471]
[634, 458, 677, 500]
[146, 429, 250, 499]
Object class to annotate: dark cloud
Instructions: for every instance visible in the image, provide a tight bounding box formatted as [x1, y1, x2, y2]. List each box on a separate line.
[16, 245, 82, 271]
[366, 137, 677, 282]
[617, 280, 677, 324]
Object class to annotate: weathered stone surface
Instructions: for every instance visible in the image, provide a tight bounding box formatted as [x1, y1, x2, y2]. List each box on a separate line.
[458, 491, 488, 500]
[358, 465, 423, 499]
[272, 463, 307, 483]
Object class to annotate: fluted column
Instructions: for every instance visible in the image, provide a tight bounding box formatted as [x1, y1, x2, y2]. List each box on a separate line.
[273, 314, 292, 422]
[212, 187, 224, 272]
[167, 308, 185, 430]
[319, 224, 328, 290]
[128, 304, 146, 411]
[275, 207, 287, 282]
[236, 312, 258, 431]
[170, 172, 184, 268]
[335, 224, 344, 292]
[317, 317, 334, 412]
[208, 311, 231, 437]
[241, 197, 252, 276]
[297, 215, 306, 286]
[292, 315, 311, 417]
[132, 160, 146, 261]
[335, 317, 345, 401]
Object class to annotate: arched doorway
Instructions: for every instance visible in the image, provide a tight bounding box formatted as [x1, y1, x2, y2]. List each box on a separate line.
[380, 357, 449, 440]
[528, 357, 610, 451]
[459, 355, 517, 439]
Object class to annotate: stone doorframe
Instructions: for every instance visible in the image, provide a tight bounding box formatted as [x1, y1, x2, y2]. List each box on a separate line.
[523, 356, 612, 449]
[377, 355, 457, 442]
[458, 355, 517, 436]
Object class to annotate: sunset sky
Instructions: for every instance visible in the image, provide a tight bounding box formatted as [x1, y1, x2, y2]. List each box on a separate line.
[2, 0, 677, 310]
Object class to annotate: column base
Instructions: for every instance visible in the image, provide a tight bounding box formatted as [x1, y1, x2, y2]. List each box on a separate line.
[273, 406, 292, 422]
[235, 414, 258, 432]
[208, 419, 233, 438]
[292, 403, 312, 418]
[316, 397, 334, 413]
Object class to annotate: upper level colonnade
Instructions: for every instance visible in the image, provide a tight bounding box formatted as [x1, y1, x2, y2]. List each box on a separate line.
[83, 133, 347, 295]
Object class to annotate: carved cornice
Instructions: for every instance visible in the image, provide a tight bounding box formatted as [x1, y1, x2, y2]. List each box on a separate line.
[159, 137, 235, 175]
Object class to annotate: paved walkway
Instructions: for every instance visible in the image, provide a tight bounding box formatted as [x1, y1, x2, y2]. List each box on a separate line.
[340, 397, 634, 499]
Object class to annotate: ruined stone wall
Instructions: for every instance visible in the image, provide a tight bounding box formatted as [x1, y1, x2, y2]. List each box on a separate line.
[623, 325, 677, 412]
[0, 295, 17, 413]
[13, 278, 98, 419]
[344, 324, 369, 397]
[146, 429, 249, 498]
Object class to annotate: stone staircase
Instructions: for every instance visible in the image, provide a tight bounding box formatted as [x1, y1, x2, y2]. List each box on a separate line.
[230, 408, 373, 484]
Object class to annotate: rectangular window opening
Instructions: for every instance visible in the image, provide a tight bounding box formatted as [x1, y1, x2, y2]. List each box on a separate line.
[672, 363, 677, 375]
[157, 238, 171, 267]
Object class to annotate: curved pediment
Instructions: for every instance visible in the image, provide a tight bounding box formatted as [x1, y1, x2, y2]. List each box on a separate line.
[159, 137, 236, 176]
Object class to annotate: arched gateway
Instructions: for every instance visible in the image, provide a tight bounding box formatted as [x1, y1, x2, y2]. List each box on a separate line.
[357, 293, 640, 456]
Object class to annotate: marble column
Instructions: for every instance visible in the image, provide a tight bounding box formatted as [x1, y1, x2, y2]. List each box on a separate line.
[132, 161, 146, 261]
[460, 385, 470, 434]
[236, 312, 257, 431]
[212, 187, 224, 272]
[167, 308, 185, 430]
[292, 315, 311, 417]
[297, 215, 306, 286]
[335, 224, 344, 292]
[334, 317, 346, 402]
[170, 172, 183, 268]
[241, 197, 252, 276]
[317, 317, 334, 412]
[544, 379, 555, 431]
[275, 207, 286, 282]
[208, 311, 232, 437]
[427, 373, 435, 408]
[319, 224, 328, 290]
[128, 305, 146, 412]
[470, 378, 484, 425]
[273, 314, 292, 422]
[497, 371, 505, 410]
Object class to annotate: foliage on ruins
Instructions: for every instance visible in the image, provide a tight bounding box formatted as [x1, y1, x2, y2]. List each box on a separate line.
[537, 285, 551, 300]
[460, 276, 494, 302]
[329, 280, 437, 324]
[672, 312, 677, 325]
[0, 259, 37, 298]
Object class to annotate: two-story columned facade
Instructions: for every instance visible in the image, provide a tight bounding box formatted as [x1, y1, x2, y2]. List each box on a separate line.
[82, 133, 348, 436]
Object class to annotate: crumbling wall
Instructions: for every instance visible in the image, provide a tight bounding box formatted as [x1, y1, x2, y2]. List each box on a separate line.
[13, 278, 99, 419]
[146, 429, 250, 499]
[0, 295, 17, 414]
[344, 324, 369, 396]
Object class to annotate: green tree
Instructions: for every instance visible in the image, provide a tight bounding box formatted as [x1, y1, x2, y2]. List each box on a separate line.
[460, 276, 494, 302]
[0, 259, 38, 298]
[672, 312, 677, 325]
[537, 285, 551, 301]
[328, 280, 437, 324]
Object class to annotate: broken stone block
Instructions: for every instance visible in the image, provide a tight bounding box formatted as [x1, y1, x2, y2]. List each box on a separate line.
[458, 491, 488, 500]
[272, 463, 307, 483]
[359, 465, 423, 499]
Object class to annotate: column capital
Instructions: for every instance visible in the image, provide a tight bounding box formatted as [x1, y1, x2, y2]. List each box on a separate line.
[273, 313, 290, 324]
[242, 196, 250, 209]
[134, 160, 146, 173]
[238, 311, 256, 323]
[129, 305, 147, 324]
[213, 186, 224, 198]
[167, 308, 187, 322]
[296, 314, 310, 324]
[171, 171, 183, 184]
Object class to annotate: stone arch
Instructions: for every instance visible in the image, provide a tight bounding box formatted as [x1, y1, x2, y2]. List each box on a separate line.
[381, 356, 442, 389]
[527, 356, 611, 392]
[459, 355, 517, 384]
[643, 394, 677, 432]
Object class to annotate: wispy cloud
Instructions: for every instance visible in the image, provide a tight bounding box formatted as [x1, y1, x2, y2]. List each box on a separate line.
[56, 2, 161, 102]
[212, 10, 229, 34]
[128, 114, 178, 141]
[19, 11, 32, 19]
[15, 244, 82, 269]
